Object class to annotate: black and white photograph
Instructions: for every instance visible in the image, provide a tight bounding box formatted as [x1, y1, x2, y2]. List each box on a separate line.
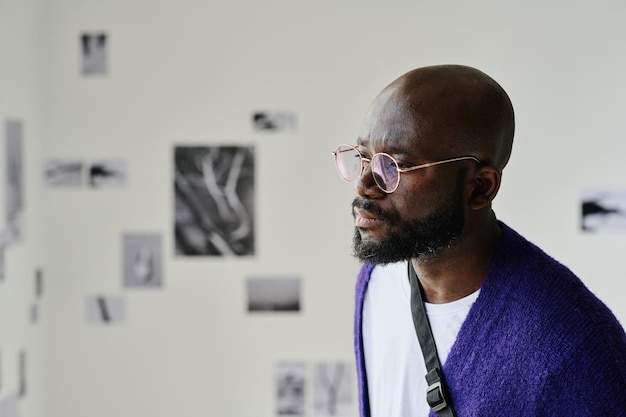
[252, 111, 297, 133]
[0, 393, 19, 417]
[5, 119, 24, 246]
[247, 277, 301, 312]
[122, 233, 163, 288]
[313, 362, 353, 417]
[43, 159, 83, 187]
[174, 146, 255, 256]
[580, 188, 626, 232]
[29, 303, 38, 324]
[18, 351, 26, 398]
[35, 268, 43, 297]
[81, 32, 108, 75]
[89, 159, 127, 188]
[85, 295, 126, 324]
[276, 362, 306, 416]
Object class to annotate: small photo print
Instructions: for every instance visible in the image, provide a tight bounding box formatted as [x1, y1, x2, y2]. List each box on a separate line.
[276, 362, 306, 416]
[247, 277, 301, 312]
[5, 119, 24, 246]
[174, 146, 255, 256]
[313, 362, 353, 417]
[252, 111, 297, 133]
[580, 188, 626, 232]
[81, 32, 108, 75]
[30, 303, 39, 324]
[44, 159, 83, 187]
[89, 159, 128, 188]
[122, 233, 163, 288]
[86, 295, 126, 324]
[18, 350, 26, 397]
[35, 268, 43, 297]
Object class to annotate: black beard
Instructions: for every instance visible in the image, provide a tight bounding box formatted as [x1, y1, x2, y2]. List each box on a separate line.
[352, 183, 465, 265]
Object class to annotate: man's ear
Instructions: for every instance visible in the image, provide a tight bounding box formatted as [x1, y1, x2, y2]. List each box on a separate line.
[469, 166, 501, 210]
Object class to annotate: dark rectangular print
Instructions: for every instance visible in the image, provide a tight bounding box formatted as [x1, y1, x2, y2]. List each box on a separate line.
[174, 146, 255, 256]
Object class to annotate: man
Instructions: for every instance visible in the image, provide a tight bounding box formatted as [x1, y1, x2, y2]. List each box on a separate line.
[332, 65, 626, 416]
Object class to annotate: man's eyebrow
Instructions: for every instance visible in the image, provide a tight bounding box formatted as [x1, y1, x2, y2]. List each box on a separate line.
[357, 137, 409, 154]
[355, 138, 417, 162]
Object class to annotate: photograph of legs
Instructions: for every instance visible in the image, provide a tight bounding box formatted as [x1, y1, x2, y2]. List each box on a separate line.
[174, 146, 255, 256]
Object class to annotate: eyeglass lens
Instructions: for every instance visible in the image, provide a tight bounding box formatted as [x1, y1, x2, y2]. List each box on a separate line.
[334, 145, 363, 182]
[371, 154, 399, 192]
[334, 145, 399, 192]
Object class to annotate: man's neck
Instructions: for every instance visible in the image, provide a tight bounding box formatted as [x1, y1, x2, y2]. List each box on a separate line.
[411, 217, 501, 304]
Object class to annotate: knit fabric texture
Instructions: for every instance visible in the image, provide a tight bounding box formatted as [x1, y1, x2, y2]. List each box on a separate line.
[354, 222, 626, 416]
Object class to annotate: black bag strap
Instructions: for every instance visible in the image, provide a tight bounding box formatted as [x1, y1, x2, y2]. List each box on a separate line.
[408, 262, 458, 417]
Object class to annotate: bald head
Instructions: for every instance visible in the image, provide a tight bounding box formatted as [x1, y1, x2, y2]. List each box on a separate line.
[362, 65, 515, 170]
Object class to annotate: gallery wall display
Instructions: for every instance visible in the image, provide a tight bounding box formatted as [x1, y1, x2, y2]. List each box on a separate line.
[80, 32, 108, 76]
[11, 11, 620, 417]
[174, 146, 255, 256]
[275, 361, 354, 417]
[247, 277, 301, 312]
[44, 158, 128, 189]
[252, 111, 297, 133]
[85, 295, 126, 324]
[122, 233, 163, 288]
[580, 188, 626, 232]
[4, 119, 24, 246]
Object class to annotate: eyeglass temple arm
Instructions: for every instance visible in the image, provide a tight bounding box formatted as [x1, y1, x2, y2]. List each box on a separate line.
[398, 156, 482, 172]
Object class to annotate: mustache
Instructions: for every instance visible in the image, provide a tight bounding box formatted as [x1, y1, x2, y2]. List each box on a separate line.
[351, 198, 394, 220]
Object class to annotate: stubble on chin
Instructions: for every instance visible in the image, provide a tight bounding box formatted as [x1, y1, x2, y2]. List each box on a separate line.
[352, 226, 411, 265]
[350, 199, 406, 265]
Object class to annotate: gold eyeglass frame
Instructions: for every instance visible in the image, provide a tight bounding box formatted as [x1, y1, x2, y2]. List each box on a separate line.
[332, 144, 482, 193]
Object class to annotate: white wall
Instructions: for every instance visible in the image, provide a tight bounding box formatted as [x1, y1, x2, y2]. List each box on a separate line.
[0, 0, 45, 416]
[2, 1, 626, 416]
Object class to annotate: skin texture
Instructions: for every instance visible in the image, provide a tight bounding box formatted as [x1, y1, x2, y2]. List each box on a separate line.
[352, 64, 515, 303]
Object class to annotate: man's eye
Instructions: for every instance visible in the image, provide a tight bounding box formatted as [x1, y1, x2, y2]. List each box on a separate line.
[385, 161, 402, 171]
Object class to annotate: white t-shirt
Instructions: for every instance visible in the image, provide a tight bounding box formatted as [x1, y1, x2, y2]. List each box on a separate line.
[362, 261, 480, 417]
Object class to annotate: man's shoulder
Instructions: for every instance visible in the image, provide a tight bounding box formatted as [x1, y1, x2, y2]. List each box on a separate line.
[485, 221, 625, 347]
[494, 221, 579, 282]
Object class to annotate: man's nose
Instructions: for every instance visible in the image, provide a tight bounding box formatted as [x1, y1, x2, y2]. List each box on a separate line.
[355, 161, 384, 198]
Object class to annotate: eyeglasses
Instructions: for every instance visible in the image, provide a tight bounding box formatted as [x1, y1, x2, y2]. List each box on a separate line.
[332, 144, 482, 193]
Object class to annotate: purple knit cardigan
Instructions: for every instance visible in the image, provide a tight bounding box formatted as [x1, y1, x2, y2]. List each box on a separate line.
[354, 222, 626, 416]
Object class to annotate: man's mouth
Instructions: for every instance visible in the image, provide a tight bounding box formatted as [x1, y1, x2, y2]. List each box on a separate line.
[354, 208, 384, 229]
[352, 199, 390, 231]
